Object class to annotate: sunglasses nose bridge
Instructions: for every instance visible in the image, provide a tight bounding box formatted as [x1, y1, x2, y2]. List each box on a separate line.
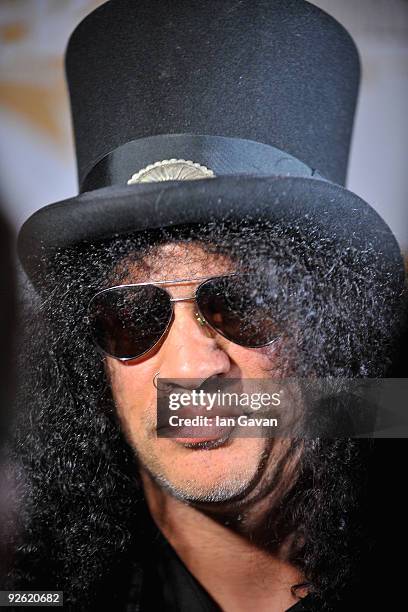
[169, 296, 196, 303]
[169, 296, 209, 329]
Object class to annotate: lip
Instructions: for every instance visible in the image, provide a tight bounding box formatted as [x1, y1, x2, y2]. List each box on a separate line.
[176, 430, 234, 450]
[157, 413, 237, 446]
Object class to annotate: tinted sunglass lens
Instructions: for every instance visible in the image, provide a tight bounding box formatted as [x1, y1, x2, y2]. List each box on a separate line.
[196, 275, 282, 347]
[88, 285, 172, 359]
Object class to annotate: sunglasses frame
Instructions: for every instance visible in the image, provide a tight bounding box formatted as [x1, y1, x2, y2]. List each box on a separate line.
[87, 272, 282, 361]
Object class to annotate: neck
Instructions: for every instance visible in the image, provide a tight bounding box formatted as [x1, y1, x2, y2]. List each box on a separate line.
[140, 469, 308, 612]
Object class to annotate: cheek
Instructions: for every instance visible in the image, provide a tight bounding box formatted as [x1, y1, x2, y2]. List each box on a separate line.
[228, 341, 285, 375]
[104, 359, 155, 412]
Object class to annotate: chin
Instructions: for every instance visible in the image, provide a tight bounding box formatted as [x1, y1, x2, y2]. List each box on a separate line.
[137, 436, 268, 503]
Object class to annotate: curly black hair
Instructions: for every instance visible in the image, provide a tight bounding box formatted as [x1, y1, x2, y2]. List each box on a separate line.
[5, 218, 405, 610]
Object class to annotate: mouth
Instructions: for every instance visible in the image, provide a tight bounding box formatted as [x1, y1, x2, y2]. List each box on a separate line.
[156, 380, 246, 448]
[157, 410, 238, 448]
[176, 429, 235, 450]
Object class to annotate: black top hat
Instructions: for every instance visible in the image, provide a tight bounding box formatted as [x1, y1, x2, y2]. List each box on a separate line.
[18, 0, 404, 290]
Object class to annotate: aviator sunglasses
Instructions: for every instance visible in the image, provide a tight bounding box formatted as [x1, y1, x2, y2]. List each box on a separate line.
[86, 273, 282, 361]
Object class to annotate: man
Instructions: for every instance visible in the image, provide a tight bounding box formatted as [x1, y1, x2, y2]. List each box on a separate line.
[9, 1, 405, 610]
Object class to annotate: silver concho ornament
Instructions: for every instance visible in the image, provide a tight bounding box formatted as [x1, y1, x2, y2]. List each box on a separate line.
[127, 158, 215, 184]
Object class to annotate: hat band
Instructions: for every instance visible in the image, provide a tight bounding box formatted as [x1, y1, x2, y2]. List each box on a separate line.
[80, 134, 322, 193]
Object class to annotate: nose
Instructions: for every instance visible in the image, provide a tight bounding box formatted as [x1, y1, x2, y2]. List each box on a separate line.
[158, 301, 231, 384]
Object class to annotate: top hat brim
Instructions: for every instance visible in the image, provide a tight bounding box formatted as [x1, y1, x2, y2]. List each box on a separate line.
[17, 175, 404, 292]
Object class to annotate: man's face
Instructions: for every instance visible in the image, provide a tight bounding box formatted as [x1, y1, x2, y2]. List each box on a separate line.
[105, 241, 289, 504]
